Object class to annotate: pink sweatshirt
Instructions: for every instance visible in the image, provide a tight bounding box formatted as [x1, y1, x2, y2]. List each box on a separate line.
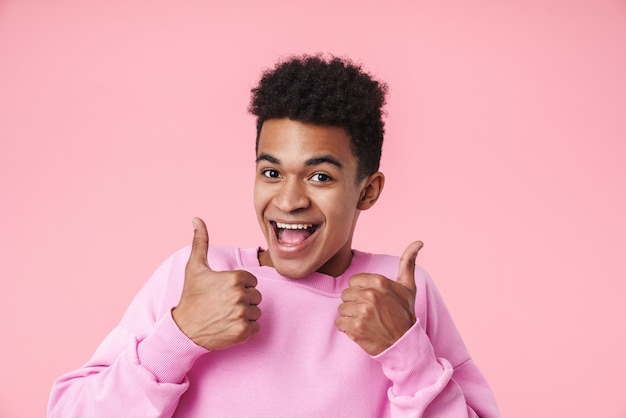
[48, 246, 500, 417]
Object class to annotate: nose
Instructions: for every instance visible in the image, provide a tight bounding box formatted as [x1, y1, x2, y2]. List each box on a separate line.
[273, 178, 310, 213]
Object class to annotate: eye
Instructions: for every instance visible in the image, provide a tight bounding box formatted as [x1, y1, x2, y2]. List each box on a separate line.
[310, 173, 332, 183]
[261, 169, 281, 179]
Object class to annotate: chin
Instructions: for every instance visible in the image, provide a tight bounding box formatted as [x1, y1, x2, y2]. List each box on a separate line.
[272, 259, 317, 279]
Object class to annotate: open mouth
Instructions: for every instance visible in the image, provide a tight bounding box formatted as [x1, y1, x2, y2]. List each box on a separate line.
[272, 221, 318, 246]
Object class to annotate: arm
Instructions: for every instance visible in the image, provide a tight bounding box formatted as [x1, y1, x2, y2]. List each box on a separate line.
[373, 314, 499, 417]
[48, 218, 262, 417]
[336, 243, 500, 417]
[48, 314, 208, 417]
[47, 253, 206, 418]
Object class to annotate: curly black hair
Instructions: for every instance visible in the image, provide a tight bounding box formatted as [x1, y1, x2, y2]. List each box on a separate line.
[249, 54, 388, 181]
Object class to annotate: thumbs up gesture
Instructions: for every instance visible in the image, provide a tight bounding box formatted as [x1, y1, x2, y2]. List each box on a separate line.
[172, 218, 262, 350]
[335, 241, 424, 356]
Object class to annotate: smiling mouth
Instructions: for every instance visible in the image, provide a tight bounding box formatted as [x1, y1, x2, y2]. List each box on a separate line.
[272, 221, 318, 246]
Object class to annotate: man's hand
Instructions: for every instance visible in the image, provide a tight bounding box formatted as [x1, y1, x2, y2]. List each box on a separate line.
[172, 217, 262, 350]
[335, 241, 424, 356]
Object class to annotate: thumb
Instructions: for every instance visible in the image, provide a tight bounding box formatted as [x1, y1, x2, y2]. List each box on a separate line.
[395, 241, 424, 292]
[189, 217, 211, 269]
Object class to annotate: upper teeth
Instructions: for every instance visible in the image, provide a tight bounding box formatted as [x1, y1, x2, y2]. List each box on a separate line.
[276, 222, 313, 230]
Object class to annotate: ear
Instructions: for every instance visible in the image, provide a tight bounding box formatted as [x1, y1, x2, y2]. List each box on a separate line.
[357, 172, 385, 210]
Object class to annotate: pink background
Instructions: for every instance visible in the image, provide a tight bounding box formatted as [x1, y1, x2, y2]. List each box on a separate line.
[2, 1, 626, 417]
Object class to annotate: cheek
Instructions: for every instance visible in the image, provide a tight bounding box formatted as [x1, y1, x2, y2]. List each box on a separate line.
[253, 192, 266, 223]
[253, 183, 267, 209]
[322, 198, 359, 227]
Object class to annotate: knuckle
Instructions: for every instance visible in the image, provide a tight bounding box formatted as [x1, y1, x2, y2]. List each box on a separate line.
[232, 321, 250, 337]
[362, 288, 380, 303]
[352, 318, 368, 334]
[234, 270, 257, 285]
[233, 291, 248, 304]
[371, 275, 387, 288]
[233, 304, 247, 317]
[358, 303, 374, 317]
[222, 271, 240, 284]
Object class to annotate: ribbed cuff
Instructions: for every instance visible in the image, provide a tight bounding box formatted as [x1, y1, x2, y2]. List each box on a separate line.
[136, 310, 209, 383]
[372, 320, 447, 396]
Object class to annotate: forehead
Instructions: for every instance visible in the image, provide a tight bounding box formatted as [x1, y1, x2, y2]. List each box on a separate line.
[257, 119, 357, 167]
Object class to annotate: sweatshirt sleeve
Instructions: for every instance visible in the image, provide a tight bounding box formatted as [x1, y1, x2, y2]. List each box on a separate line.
[47, 247, 208, 418]
[372, 268, 501, 418]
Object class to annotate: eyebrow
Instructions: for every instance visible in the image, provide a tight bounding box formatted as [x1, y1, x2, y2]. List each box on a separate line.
[256, 153, 343, 169]
[256, 153, 280, 164]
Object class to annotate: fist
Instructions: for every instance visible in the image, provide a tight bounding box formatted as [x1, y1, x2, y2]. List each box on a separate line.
[335, 241, 424, 355]
[172, 217, 262, 350]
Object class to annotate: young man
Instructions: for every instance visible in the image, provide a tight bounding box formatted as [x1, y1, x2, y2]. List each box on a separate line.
[48, 56, 500, 417]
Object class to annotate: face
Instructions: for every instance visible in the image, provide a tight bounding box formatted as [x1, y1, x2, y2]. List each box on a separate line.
[254, 118, 384, 278]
